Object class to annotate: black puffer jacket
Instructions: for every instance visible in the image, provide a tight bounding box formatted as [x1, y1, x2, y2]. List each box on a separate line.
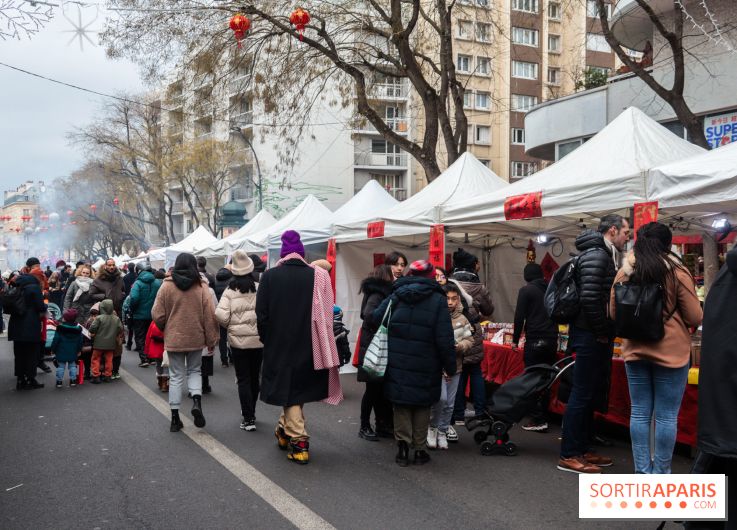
[7, 274, 47, 342]
[372, 276, 456, 407]
[213, 268, 233, 302]
[356, 277, 393, 382]
[573, 230, 616, 338]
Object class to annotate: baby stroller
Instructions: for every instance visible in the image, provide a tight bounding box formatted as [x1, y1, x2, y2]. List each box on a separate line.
[465, 356, 574, 456]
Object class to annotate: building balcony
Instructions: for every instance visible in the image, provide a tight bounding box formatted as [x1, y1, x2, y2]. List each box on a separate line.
[610, 0, 675, 49]
[353, 117, 409, 135]
[354, 152, 408, 168]
[229, 110, 253, 130]
[192, 73, 214, 91]
[170, 201, 184, 214]
[365, 82, 409, 100]
[228, 74, 252, 95]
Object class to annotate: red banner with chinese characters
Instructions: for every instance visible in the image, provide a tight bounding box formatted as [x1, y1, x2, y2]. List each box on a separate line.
[373, 253, 386, 267]
[367, 221, 385, 238]
[429, 224, 445, 269]
[503, 191, 543, 220]
[633, 201, 658, 240]
[326, 238, 337, 302]
[540, 252, 560, 282]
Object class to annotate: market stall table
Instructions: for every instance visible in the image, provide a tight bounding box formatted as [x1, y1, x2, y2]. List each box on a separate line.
[481, 342, 698, 446]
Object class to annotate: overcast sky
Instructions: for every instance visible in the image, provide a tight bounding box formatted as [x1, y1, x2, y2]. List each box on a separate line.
[0, 3, 144, 192]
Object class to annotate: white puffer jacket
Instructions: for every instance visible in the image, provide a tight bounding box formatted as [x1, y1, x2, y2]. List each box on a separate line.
[215, 287, 263, 349]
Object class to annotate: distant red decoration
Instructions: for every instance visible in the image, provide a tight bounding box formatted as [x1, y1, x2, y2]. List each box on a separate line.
[526, 239, 536, 263]
[20, 215, 32, 222]
[113, 197, 120, 206]
[66, 210, 74, 217]
[40, 214, 49, 221]
[429, 224, 445, 269]
[14, 227, 21, 233]
[90, 204, 97, 213]
[367, 221, 385, 239]
[503, 191, 543, 221]
[540, 252, 560, 282]
[71, 221, 77, 225]
[633, 201, 658, 241]
[373, 253, 386, 267]
[289, 7, 310, 40]
[229, 13, 251, 48]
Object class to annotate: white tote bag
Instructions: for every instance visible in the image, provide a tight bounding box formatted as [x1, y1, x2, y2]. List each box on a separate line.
[362, 300, 392, 379]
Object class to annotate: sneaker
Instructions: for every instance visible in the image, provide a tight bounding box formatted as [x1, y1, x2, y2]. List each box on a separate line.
[287, 440, 309, 465]
[413, 450, 431, 465]
[522, 421, 549, 432]
[453, 419, 465, 426]
[358, 426, 379, 442]
[240, 419, 256, 432]
[56, 380, 63, 388]
[437, 431, 448, 450]
[557, 456, 602, 474]
[583, 452, 613, 467]
[446, 425, 459, 442]
[101, 376, 111, 383]
[111, 373, 121, 380]
[427, 427, 438, 449]
[69, 380, 77, 388]
[222, 361, 229, 368]
[138, 361, 150, 368]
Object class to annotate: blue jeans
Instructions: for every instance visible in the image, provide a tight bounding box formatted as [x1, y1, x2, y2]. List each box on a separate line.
[452, 363, 487, 420]
[430, 373, 461, 433]
[560, 327, 612, 458]
[56, 361, 78, 383]
[625, 360, 688, 474]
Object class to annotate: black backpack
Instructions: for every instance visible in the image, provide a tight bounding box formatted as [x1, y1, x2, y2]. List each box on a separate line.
[544, 249, 595, 324]
[613, 282, 672, 342]
[1, 283, 27, 316]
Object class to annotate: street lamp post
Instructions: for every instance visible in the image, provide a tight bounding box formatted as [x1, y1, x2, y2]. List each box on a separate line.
[230, 126, 263, 211]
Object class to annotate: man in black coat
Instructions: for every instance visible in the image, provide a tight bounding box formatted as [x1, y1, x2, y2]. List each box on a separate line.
[512, 262, 558, 432]
[8, 271, 47, 389]
[123, 262, 137, 349]
[213, 266, 233, 367]
[256, 230, 329, 465]
[372, 260, 456, 466]
[558, 214, 629, 474]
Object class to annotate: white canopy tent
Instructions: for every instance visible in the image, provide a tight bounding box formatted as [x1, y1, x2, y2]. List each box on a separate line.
[140, 226, 217, 269]
[194, 209, 277, 266]
[229, 195, 333, 255]
[442, 107, 706, 237]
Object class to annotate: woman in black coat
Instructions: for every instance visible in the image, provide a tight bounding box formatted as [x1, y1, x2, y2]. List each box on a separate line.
[372, 261, 455, 466]
[8, 272, 47, 389]
[356, 264, 394, 442]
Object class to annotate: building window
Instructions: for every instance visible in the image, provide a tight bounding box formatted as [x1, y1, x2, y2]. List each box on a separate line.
[511, 161, 538, 178]
[588, 65, 611, 77]
[467, 124, 474, 144]
[370, 173, 405, 200]
[547, 67, 561, 85]
[186, 219, 193, 233]
[586, 0, 612, 18]
[475, 125, 491, 144]
[475, 92, 490, 109]
[457, 54, 472, 72]
[511, 128, 525, 144]
[556, 139, 583, 160]
[548, 34, 561, 53]
[511, 94, 538, 112]
[512, 0, 538, 13]
[463, 91, 473, 109]
[479, 159, 491, 167]
[548, 2, 561, 20]
[476, 56, 491, 75]
[457, 20, 473, 40]
[476, 23, 491, 42]
[476, 0, 489, 6]
[586, 33, 610, 52]
[512, 27, 539, 47]
[512, 60, 538, 80]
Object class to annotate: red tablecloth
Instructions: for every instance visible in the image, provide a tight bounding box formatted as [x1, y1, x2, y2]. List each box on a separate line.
[482, 342, 698, 446]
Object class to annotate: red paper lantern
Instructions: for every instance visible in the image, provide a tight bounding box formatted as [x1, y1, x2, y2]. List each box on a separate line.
[290, 7, 310, 40]
[229, 13, 251, 48]
[67, 210, 74, 217]
[90, 204, 97, 212]
[113, 197, 120, 206]
[40, 214, 49, 221]
[71, 221, 77, 225]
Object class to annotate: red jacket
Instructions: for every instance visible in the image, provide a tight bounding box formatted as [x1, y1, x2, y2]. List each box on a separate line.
[144, 321, 165, 360]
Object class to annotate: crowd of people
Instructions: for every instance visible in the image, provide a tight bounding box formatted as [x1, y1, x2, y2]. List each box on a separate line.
[1, 221, 735, 489]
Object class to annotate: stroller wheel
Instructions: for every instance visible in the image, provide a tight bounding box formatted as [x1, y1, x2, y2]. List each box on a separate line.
[474, 431, 488, 444]
[480, 441, 495, 456]
[504, 442, 518, 456]
[491, 421, 507, 437]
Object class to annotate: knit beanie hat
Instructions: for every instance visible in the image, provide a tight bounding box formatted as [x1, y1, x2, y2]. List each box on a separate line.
[408, 260, 435, 279]
[452, 248, 478, 271]
[230, 250, 254, 276]
[280, 230, 305, 258]
[249, 254, 266, 273]
[523, 263, 544, 282]
[62, 308, 78, 324]
[311, 259, 332, 272]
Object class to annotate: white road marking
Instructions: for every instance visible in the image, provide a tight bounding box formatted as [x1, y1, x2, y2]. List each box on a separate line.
[120, 368, 334, 530]
[5, 484, 23, 491]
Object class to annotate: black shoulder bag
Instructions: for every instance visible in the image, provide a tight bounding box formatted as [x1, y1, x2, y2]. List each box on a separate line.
[613, 281, 675, 342]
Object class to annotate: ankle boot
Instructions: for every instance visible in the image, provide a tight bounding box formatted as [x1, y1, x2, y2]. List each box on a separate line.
[191, 395, 206, 428]
[414, 449, 431, 465]
[170, 410, 183, 432]
[395, 441, 409, 467]
[27, 378, 45, 389]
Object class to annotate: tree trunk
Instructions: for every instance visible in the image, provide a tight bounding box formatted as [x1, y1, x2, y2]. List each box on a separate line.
[702, 232, 719, 295]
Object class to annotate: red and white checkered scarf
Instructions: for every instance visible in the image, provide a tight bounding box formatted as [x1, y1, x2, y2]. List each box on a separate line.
[276, 253, 343, 405]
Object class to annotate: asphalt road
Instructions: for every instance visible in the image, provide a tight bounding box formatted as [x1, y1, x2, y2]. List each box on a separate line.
[0, 337, 693, 529]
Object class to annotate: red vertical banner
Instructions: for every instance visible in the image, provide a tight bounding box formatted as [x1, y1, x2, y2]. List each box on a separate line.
[633, 201, 658, 241]
[429, 224, 445, 269]
[326, 238, 337, 302]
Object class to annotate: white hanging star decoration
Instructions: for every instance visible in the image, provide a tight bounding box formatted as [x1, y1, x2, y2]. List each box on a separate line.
[61, 0, 97, 51]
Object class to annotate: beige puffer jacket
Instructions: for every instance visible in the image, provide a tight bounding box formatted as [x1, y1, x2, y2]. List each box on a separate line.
[215, 287, 263, 349]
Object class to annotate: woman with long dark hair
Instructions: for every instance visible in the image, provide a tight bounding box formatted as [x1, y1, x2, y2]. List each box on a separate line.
[356, 264, 395, 441]
[152, 253, 220, 432]
[215, 250, 263, 432]
[609, 222, 702, 473]
[385, 251, 408, 281]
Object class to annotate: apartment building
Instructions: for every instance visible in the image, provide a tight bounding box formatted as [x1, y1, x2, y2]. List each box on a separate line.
[435, 0, 615, 182]
[1, 181, 44, 269]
